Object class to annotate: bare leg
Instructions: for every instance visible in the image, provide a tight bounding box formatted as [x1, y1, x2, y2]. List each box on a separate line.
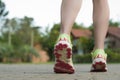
[93, 0, 109, 49]
[60, 0, 82, 35]
[54, 0, 82, 74]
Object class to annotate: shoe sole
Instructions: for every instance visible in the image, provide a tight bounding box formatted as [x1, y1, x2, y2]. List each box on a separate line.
[90, 58, 107, 72]
[54, 41, 74, 74]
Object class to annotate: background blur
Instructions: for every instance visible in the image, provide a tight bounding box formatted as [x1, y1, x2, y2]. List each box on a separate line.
[0, 0, 120, 63]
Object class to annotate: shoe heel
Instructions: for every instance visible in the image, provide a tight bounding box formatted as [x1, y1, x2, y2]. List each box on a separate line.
[54, 62, 74, 74]
[91, 61, 107, 72]
[54, 42, 74, 74]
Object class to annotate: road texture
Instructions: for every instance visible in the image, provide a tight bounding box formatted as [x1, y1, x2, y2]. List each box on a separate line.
[0, 64, 120, 80]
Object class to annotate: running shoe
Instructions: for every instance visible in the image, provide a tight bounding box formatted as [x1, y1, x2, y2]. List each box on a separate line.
[90, 49, 107, 72]
[53, 34, 75, 74]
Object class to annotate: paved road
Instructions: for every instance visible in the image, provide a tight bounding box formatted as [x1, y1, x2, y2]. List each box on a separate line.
[0, 64, 120, 80]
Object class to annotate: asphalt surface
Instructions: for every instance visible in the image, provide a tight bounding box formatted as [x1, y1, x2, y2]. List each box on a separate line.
[0, 64, 120, 80]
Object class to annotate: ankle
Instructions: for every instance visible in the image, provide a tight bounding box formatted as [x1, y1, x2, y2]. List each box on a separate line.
[60, 32, 70, 36]
[57, 33, 71, 43]
[93, 46, 104, 51]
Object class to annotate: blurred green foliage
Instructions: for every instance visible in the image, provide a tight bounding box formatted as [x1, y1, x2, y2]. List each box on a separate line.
[0, 0, 9, 17]
[73, 48, 120, 63]
[0, 0, 120, 63]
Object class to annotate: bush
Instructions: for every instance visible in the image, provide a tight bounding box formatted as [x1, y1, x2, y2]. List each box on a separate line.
[105, 48, 120, 63]
[73, 53, 92, 63]
[0, 43, 39, 63]
[73, 48, 120, 63]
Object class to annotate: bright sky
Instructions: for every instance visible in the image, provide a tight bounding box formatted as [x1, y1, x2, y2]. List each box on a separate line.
[3, 0, 120, 32]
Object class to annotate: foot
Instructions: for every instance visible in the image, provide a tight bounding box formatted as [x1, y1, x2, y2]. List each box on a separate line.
[90, 49, 107, 72]
[53, 34, 75, 74]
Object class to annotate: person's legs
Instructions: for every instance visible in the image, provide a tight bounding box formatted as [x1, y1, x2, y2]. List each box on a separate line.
[93, 0, 109, 49]
[54, 0, 82, 74]
[91, 0, 109, 72]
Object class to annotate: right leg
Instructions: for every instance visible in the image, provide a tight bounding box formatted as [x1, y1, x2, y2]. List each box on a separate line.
[54, 0, 82, 74]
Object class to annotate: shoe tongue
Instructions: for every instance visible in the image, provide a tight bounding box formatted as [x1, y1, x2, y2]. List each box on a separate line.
[93, 49, 105, 54]
[92, 49, 106, 58]
[58, 33, 71, 43]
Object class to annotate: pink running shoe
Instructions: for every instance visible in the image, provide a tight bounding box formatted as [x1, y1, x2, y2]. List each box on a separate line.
[90, 49, 107, 72]
[53, 34, 75, 74]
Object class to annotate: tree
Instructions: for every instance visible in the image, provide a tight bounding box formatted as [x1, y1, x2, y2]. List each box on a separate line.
[73, 22, 86, 29]
[40, 23, 60, 60]
[1, 17, 41, 47]
[109, 19, 120, 27]
[0, 0, 9, 29]
[0, 0, 8, 17]
[0, 16, 41, 62]
[80, 37, 94, 53]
